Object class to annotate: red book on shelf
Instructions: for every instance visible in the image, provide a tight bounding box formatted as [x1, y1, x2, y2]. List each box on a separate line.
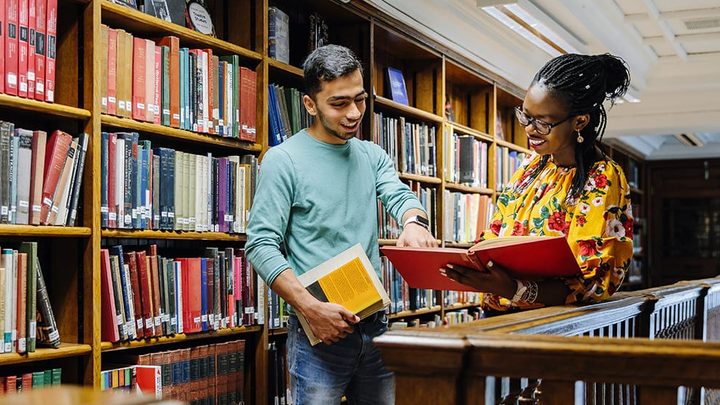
[157, 36, 180, 128]
[0, 0, 5, 93]
[380, 236, 581, 292]
[239, 67, 256, 142]
[125, 251, 145, 339]
[179, 257, 202, 333]
[144, 38, 155, 123]
[153, 45, 161, 125]
[135, 365, 162, 398]
[131, 36, 146, 121]
[26, 0, 35, 99]
[39, 130, 72, 224]
[205, 48, 213, 134]
[33, 0, 46, 100]
[136, 250, 154, 338]
[148, 253, 163, 336]
[44, 0, 56, 102]
[5, 0, 20, 95]
[100, 248, 120, 342]
[18, 0, 28, 97]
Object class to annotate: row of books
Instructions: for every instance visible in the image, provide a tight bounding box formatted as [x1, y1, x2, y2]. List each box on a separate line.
[100, 132, 258, 232]
[268, 341, 291, 405]
[267, 289, 288, 331]
[443, 192, 494, 244]
[381, 257, 437, 314]
[100, 26, 257, 140]
[444, 130, 490, 188]
[495, 147, 527, 191]
[100, 364, 160, 397]
[268, 83, 312, 147]
[0, 242, 60, 354]
[0, 0, 57, 102]
[102, 339, 246, 403]
[0, 124, 88, 226]
[101, 245, 261, 343]
[372, 112, 438, 177]
[376, 181, 438, 240]
[1, 368, 61, 393]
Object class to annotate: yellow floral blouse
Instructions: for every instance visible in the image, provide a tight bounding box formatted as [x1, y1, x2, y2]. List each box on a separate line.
[480, 152, 634, 311]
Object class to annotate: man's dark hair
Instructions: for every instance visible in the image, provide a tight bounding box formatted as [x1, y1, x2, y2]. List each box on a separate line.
[303, 44, 363, 99]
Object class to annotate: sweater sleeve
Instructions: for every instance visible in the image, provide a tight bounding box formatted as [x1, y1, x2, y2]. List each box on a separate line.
[245, 148, 295, 287]
[372, 143, 425, 223]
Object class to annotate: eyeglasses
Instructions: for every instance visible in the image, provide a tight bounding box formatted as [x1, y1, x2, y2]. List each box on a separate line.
[514, 106, 572, 136]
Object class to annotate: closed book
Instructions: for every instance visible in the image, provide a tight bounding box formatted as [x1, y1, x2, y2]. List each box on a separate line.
[18, 242, 36, 351]
[160, 45, 170, 126]
[39, 130, 71, 224]
[28, 130, 46, 224]
[44, 0, 56, 102]
[26, 0, 34, 99]
[33, 0, 46, 100]
[107, 27, 118, 115]
[149, 251, 163, 335]
[15, 252, 26, 353]
[66, 132, 88, 226]
[15, 129, 33, 224]
[18, 0, 28, 97]
[132, 37, 147, 121]
[5, 0, 20, 95]
[109, 255, 128, 340]
[0, 0, 5, 92]
[35, 256, 60, 348]
[136, 250, 155, 337]
[46, 137, 76, 225]
[100, 24, 108, 113]
[381, 235, 581, 292]
[100, 248, 121, 342]
[144, 38, 156, 123]
[0, 122, 13, 224]
[125, 252, 145, 338]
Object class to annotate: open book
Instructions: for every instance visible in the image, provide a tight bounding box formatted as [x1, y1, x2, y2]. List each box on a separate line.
[296, 244, 390, 345]
[380, 236, 580, 292]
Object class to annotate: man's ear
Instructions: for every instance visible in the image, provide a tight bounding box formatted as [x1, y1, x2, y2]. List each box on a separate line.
[574, 113, 590, 132]
[303, 94, 317, 116]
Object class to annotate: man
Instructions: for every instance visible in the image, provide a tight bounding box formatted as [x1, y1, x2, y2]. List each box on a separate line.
[246, 44, 436, 404]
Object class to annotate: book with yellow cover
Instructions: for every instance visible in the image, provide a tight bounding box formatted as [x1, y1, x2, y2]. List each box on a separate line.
[296, 244, 390, 346]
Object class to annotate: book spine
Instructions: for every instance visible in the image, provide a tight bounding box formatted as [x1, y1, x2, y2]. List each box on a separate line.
[44, 0, 55, 102]
[66, 132, 88, 226]
[35, 256, 60, 348]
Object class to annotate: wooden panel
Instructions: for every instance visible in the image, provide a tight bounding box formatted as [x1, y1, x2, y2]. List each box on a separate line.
[0, 343, 92, 366]
[540, 380, 576, 404]
[638, 386, 679, 405]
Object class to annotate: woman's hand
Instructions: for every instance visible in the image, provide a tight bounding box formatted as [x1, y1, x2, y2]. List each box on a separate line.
[440, 261, 517, 298]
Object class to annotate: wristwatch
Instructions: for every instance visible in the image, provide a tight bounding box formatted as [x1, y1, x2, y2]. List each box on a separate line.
[403, 215, 429, 231]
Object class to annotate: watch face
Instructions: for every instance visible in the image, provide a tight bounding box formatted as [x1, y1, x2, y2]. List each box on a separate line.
[416, 216, 429, 227]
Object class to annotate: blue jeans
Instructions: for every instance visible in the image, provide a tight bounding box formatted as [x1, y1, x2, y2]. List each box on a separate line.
[287, 312, 395, 405]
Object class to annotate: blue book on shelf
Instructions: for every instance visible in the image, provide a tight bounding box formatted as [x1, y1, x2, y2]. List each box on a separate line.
[386, 67, 409, 105]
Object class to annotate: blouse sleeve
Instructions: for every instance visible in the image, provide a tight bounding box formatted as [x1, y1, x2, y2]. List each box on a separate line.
[563, 161, 635, 304]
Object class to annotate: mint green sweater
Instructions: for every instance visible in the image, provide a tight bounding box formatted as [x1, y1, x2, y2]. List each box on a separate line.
[246, 130, 425, 286]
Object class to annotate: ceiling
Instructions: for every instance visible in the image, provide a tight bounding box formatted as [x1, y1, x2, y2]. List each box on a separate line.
[364, 0, 720, 160]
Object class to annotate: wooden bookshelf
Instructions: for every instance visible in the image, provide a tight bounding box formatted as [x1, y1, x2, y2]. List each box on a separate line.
[444, 183, 494, 195]
[399, 173, 442, 185]
[450, 122, 495, 143]
[496, 138, 532, 154]
[388, 306, 442, 320]
[0, 225, 92, 237]
[100, 326, 263, 352]
[101, 229, 247, 241]
[374, 96, 443, 123]
[0, 94, 91, 120]
[269, 327, 289, 337]
[0, 344, 92, 366]
[268, 58, 304, 78]
[101, 115, 262, 152]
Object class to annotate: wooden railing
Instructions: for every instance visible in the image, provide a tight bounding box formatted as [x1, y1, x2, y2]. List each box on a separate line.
[375, 278, 720, 405]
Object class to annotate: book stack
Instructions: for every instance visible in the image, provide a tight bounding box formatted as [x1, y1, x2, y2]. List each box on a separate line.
[0, 0, 58, 102]
[268, 83, 311, 146]
[1, 367, 61, 392]
[100, 27, 257, 141]
[100, 133, 258, 233]
[443, 192, 493, 243]
[100, 245, 261, 343]
[0, 123, 88, 226]
[102, 339, 246, 403]
[372, 112, 437, 177]
[0, 241, 60, 353]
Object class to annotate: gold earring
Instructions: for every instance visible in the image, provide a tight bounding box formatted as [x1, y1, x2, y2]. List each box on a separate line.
[576, 130, 584, 143]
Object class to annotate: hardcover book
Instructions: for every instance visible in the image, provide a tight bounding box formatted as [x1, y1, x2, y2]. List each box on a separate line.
[386, 67, 409, 106]
[381, 235, 581, 292]
[295, 244, 390, 346]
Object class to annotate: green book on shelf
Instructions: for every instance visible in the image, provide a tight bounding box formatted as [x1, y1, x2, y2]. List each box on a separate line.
[161, 45, 171, 126]
[19, 242, 38, 352]
[52, 368, 62, 385]
[32, 371, 44, 388]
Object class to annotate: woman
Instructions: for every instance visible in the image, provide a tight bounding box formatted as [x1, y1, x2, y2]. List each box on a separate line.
[442, 53, 634, 311]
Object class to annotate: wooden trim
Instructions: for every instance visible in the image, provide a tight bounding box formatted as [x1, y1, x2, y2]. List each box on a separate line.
[101, 115, 262, 152]
[100, 326, 264, 352]
[100, 1, 262, 62]
[0, 225, 92, 237]
[374, 95, 444, 123]
[267, 57, 304, 78]
[389, 305, 442, 320]
[399, 173, 442, 184]
[444, 183, 494, 195]
[449, 122, 494, 143]
[0, 344, 92, 366]
[496, 138, 531, 154]
[101, 229, 248, 241]
[0, 94, 91, 119]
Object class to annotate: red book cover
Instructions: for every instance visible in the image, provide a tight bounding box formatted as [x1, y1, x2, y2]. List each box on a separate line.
[134, 365, 161, 399]
[144, 38, 154, 123]
[39, 130, 71, 224]
[0, 0, 6, 92]
[5, 0, 20, 95]
[148, 254, 163, 336]
[107, 28, 117, 115]
[29, 129, 46, 225]
[136, 251, 155, 338]
[33, 0, 45, 100]
[153, 45, 161, 125]
[100, 248, 120, 342]
[380, 236, 581, 292]
[26, 0, 34, 99]
[18, 0, 27, 97]
[124, 252, 145, 339]
[179, 257, 202, 333]
[157, 36, 179, 128]
[131, 37, 146, 121]
[44, 0, 55, 102]
[239, 67, 256, 142]
[21, 373, 32, 390]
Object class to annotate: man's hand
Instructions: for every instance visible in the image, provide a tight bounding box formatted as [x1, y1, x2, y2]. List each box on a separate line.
[301, 301, 360, 345]
[397, 222, 438, 247]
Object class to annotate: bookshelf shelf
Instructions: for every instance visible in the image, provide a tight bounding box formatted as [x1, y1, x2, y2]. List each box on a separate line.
[101, 229, 248, 241]
[269, 327, 289, 337]
[0, 94, 91, 120]
[100, 1, 262, 63]
[444, 183, 494, 195]
[444, 302, 480, 312]
[496, 138, 531, 154]
[0, 344, 92, 366]
[378, 238, 398, 246]
[0, 225, 92, 237]
[101, 115, 262, 152]
[268, 58, 304, 78]
[374, 96, 443, 123]
[100, 325, 264, 352]
[449, 122, 494, 143]
[388, 305, 442, 320]
[399, 173, 442, 185]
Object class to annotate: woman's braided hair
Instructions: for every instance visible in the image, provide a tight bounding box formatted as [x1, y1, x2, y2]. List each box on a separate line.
[525, 53, 631, 203]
